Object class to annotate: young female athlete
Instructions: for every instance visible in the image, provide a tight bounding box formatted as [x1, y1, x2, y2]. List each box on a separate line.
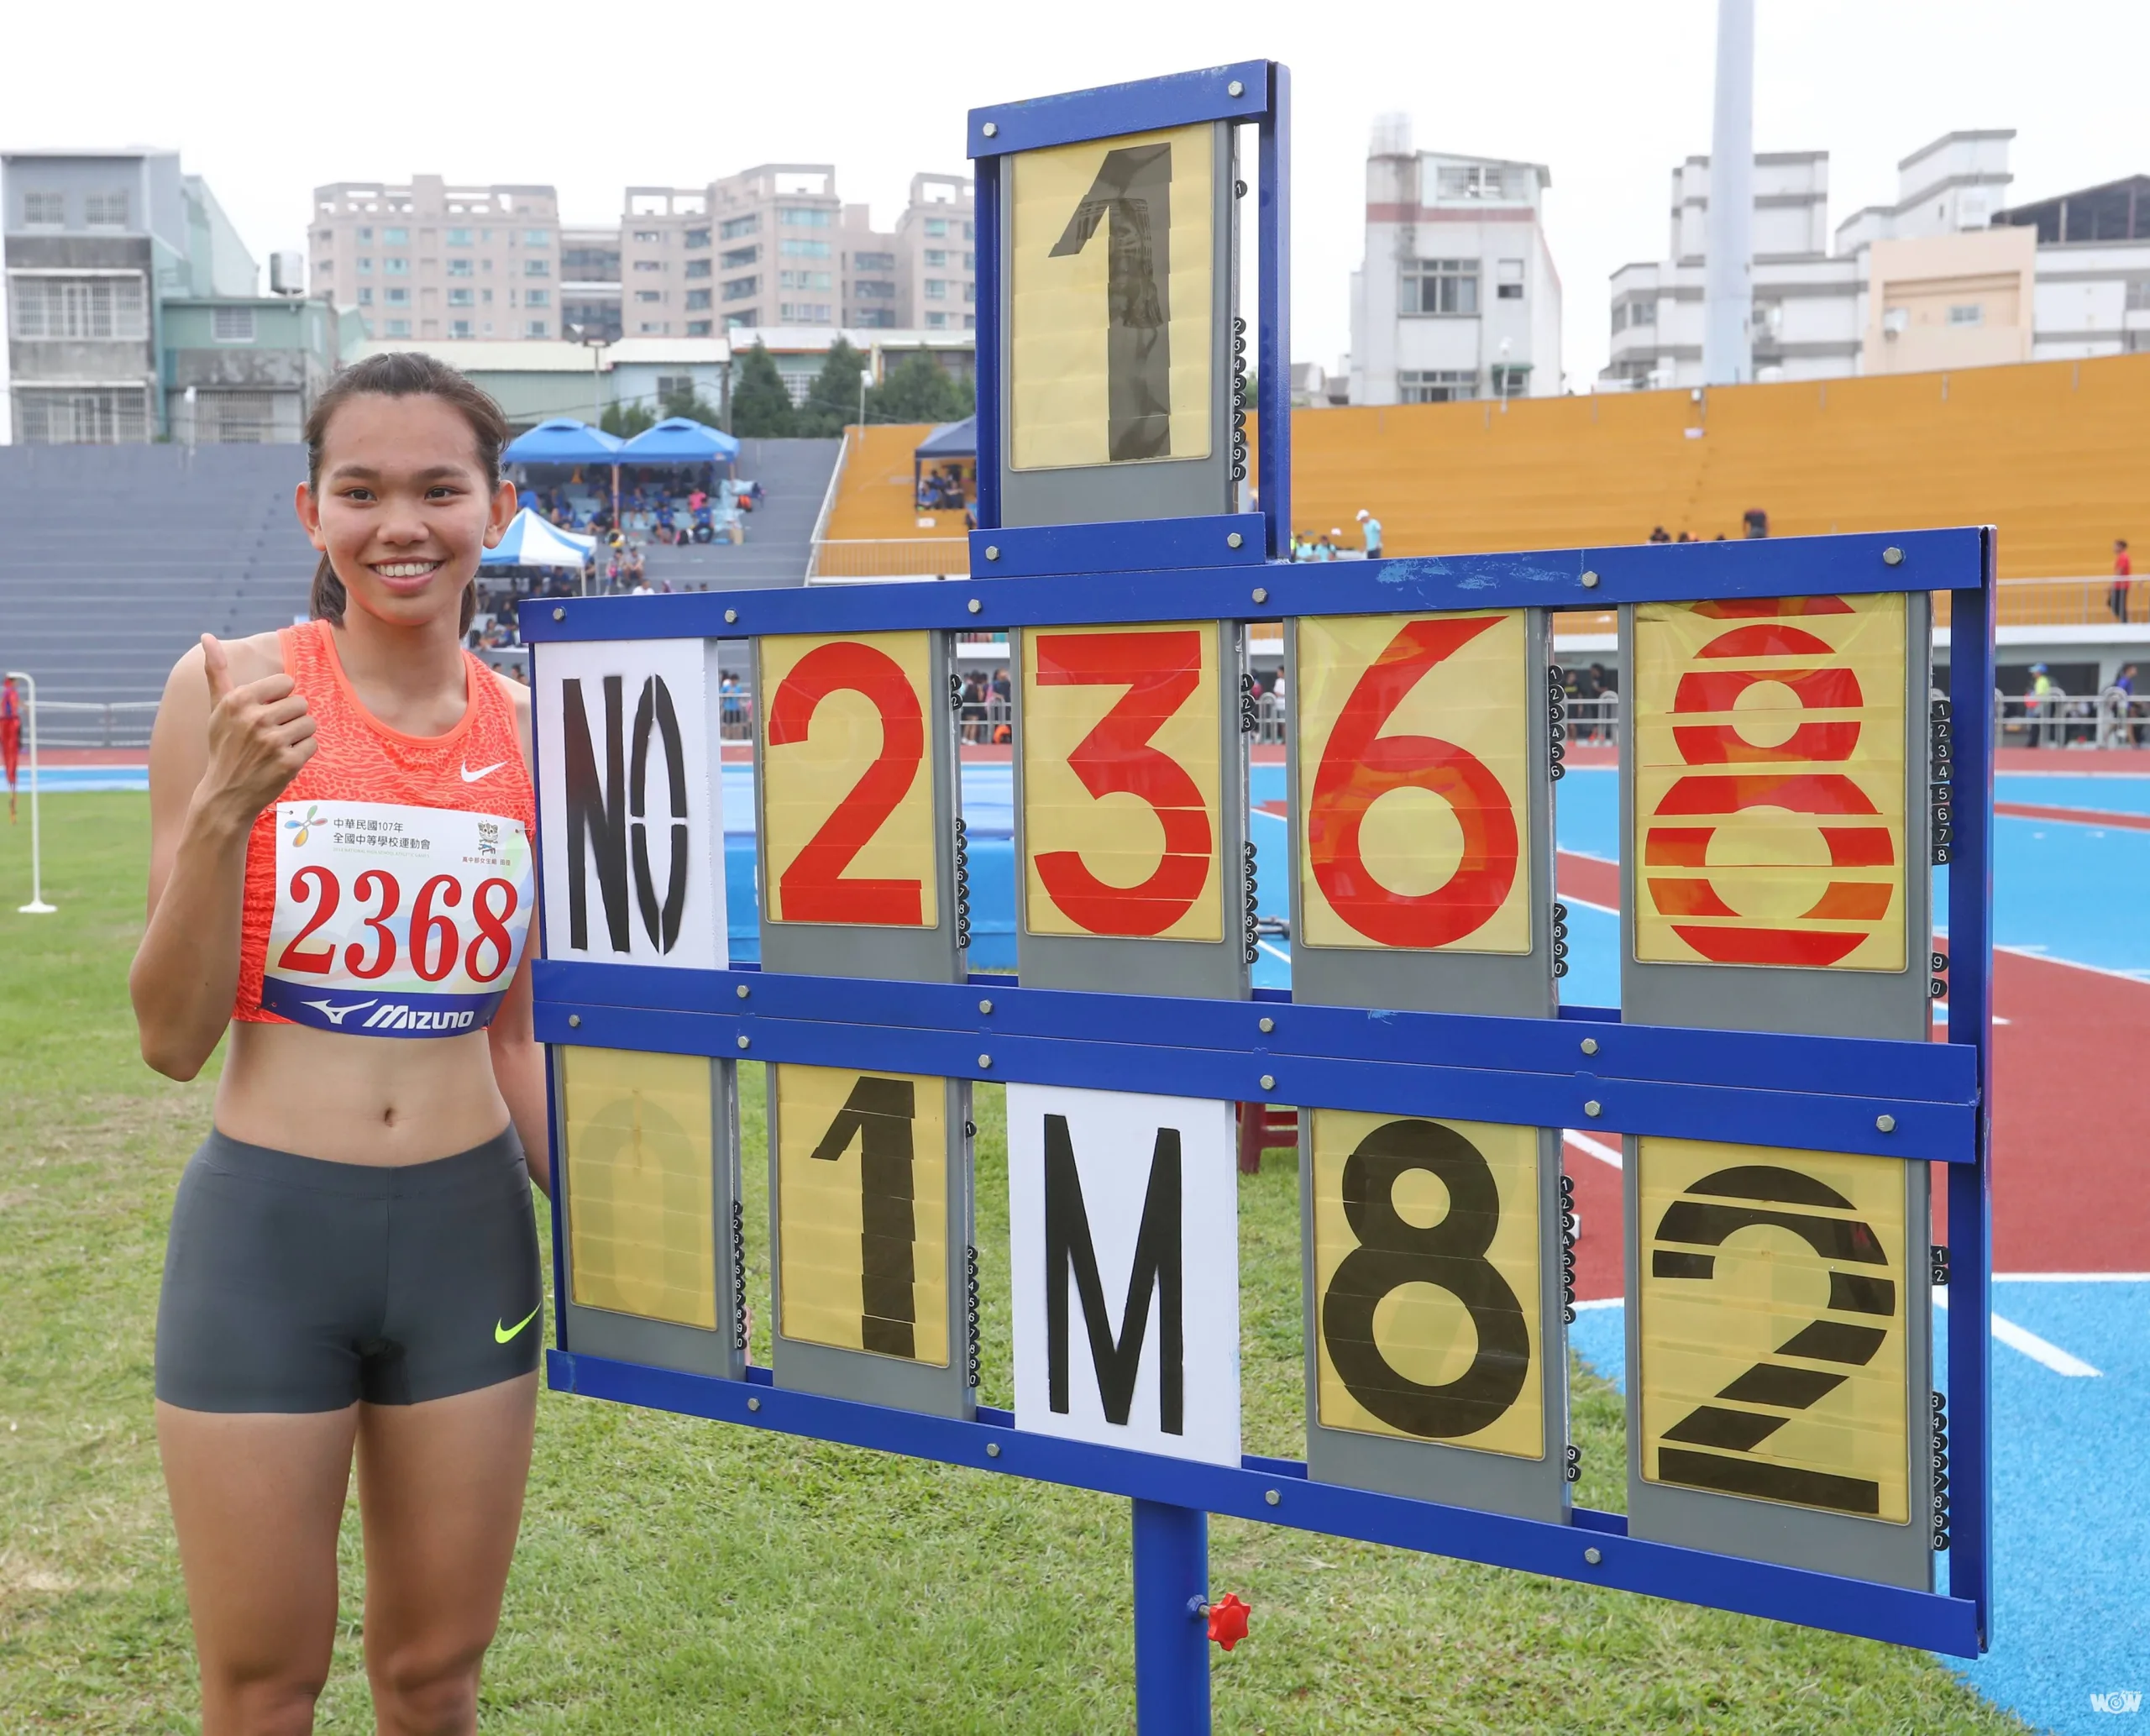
[133, 351, 545, 1736]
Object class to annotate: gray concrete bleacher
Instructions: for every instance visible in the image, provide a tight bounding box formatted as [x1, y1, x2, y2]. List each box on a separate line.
[0, 443, 314, 706]
[641, 438, 838, 592]
[0, 436, 842, 715]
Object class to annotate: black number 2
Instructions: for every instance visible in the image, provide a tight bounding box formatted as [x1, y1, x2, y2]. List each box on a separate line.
[808, 1075, 920, 1360]
[1322, 1119, 1531, 1440]
[1650, 1165, 1896, 1516]
[1051, 142, 1172, 462]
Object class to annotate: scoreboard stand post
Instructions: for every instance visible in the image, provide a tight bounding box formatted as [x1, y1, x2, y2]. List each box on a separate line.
[523, 60, 1998, 1732]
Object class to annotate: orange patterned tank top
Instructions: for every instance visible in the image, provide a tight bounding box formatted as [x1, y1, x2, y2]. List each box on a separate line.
[234, 620, 537, 1036]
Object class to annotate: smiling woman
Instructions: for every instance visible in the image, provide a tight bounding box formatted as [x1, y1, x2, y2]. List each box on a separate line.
[128, 353, 552, 1736]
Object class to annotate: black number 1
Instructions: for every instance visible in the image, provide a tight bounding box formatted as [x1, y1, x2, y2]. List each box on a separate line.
[808, 1075, 920, 1359]
[1051, 142, 1173, 462]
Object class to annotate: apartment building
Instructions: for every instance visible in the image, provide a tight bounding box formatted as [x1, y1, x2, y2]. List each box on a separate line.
[308, 177, 560, 343]
[309, 165, 977, 343]
[3, 148, 319, 443]
[560, 225, 622, 343]
[1602, 129, 2150, 389]
[893, 173, 977, 333]
[1347, 117, 1563, 404]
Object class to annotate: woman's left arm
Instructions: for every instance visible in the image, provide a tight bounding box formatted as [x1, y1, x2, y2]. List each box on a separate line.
[490, 952, 548, 1193]
[492, 669, 550, 1193]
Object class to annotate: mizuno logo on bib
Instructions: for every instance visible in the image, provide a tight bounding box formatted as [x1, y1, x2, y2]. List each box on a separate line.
[260, 800, 534, 1037]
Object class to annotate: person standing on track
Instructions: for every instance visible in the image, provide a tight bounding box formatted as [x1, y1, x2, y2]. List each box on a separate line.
[132, 351, 544, 1736]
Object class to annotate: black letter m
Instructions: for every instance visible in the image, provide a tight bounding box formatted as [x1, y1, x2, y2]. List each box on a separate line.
[1044, 1113, 1183, 1433]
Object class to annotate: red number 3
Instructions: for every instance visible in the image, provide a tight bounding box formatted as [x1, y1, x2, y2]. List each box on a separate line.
[1307, 616, 1518, 948]
[1033, 628, 1213, 937]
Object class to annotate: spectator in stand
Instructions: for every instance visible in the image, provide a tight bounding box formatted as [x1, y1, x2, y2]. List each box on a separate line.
[1649, 526, 1671, 543]
[1569, 662, 1601, 740]
[1356, 508, 1383, 559]
[991, 665, 1012, 708]
[2111, 539, 2133, 622]
[2026, 663, 2058, 747]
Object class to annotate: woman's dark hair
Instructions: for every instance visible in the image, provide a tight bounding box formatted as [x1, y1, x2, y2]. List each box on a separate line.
[303, 351, 510, 634]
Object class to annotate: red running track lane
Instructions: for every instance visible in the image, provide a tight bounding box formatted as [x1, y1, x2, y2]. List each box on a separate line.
[1553, 847, 2150, 1289]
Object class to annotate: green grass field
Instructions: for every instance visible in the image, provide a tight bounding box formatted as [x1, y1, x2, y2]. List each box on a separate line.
[0, 795, 2025, 1733]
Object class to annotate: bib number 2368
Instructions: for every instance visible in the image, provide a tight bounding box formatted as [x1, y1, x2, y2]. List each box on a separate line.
[260, 800, 533, 1036]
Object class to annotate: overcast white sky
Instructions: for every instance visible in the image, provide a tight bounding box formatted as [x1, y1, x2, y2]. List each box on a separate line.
[9, 0, 2148, 391]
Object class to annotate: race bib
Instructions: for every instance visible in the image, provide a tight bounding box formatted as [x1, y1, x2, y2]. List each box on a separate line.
[260, 800, 533, 1036]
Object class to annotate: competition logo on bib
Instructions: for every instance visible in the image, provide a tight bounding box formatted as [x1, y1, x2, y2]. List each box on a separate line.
[260, 799, 534, 1036]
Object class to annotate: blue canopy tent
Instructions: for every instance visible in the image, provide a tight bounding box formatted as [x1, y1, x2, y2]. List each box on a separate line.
[620, 417, 740, 463]
[502, 418, 624, 464]
[913, 416, 976, 508]
[504, 419, 625, 530]
[479, 509, 595, 569]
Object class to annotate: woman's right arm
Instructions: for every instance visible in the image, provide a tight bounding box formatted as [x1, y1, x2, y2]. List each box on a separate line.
[130, 635, 316, 1080]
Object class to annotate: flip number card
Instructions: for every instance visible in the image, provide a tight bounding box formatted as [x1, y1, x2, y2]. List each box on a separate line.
[1007, 1084, 1240, 1466]
[1312, 1110, 1544, 1459]
[1009, 123, 1214, 470]
[537, 637, 726, 969]
[1639, 1135, 1910, 1523]
[775, 1065, 950, 1366]
[758, 632, 939, 929]
[1021, 622, 1222, 941]
[1294, 612, 1532, 953]
[1633, 595, 1907, 971]
[559, 1046, 717, 1330]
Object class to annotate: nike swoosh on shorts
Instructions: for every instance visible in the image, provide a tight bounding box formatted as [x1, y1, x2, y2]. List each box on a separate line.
[495, 1304, 541, 1344]
[460, 760, 508, 783]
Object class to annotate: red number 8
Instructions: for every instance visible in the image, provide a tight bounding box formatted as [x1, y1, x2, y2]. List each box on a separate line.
[464, 878, 522, 983]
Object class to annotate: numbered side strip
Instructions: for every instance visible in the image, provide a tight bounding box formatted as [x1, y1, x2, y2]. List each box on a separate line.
[548, 1350, 1986, 1657]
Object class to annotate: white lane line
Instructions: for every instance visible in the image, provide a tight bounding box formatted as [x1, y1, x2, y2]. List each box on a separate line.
[1571, 1297, 1623, 1312]
[1256, 940, 1292, 964]
[1563, 1130, 1623, 1169]
[1931, 1287, 2102, 1376]
[1995, 1272, 2150, 1282]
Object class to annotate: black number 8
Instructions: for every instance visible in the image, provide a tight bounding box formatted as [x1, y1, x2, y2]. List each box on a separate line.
[1323, 1119, 1531, 1440]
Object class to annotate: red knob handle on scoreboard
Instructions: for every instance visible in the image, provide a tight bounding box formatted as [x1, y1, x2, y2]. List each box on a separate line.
[1204, 1592, 1251, 1651]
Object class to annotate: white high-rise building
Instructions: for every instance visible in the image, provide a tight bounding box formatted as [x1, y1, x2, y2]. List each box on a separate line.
[1348, 116, 1562, 405]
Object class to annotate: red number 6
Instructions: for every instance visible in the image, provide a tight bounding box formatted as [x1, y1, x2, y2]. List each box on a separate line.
[1307, 616, 1518, 948]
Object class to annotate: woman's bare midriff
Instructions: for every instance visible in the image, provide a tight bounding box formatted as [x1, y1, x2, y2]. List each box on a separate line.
[214, 1020, 512, 1165]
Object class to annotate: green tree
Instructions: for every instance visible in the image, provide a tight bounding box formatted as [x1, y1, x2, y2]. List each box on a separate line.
[599, 401, 658, 438]
[730, 341, 797, 438]
[658, 378, 725, 427]
[865, 349, 973, 427]
[794, 338, 869, 438]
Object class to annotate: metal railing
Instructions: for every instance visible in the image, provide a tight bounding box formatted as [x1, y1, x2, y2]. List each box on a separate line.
[810, 538, 973, 581]
[1936, 579, 2150, 630]
[1998, 689, 2148, 748]
[29, 699, 160, 747]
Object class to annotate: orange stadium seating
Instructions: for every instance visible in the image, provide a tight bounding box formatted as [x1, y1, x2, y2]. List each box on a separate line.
[822, 357, 2150, 616]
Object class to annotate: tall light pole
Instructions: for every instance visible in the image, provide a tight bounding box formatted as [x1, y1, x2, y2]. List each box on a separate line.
[1702, 0, 1755, 385]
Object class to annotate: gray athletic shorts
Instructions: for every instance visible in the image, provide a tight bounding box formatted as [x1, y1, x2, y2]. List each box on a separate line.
[155, 1127, 543, 1413]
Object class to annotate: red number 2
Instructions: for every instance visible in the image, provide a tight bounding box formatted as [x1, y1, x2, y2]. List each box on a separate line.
[275, 866, 340, 974]
[1033, 628, 1212, 937]
[1307, 616, 1518, 947]
[766, 641, 926, 926]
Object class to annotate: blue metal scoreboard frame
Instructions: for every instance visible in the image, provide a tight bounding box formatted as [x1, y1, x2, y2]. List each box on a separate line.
[522, 60, 1997, 1730]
